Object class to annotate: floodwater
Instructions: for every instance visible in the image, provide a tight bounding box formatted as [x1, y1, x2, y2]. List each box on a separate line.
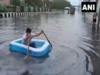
[0, 10, 99, 75]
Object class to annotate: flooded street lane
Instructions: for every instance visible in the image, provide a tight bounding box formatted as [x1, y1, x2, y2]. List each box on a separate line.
[0, 11, 98, 75]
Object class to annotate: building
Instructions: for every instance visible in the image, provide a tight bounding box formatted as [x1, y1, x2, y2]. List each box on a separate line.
[0, 0, 10, 5]
[97, 0, 100, 13]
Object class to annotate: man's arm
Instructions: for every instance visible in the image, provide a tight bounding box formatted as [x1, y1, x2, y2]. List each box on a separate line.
[30, 30, 43, 39]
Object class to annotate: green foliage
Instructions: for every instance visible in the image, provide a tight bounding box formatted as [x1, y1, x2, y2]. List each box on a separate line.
[25, 0, 71, 9]
[10, 0, 21, 6]
[25, 0, 42, 7]
[51, 0, 71, 9]
[0, 3, 13, 12]
[30, 3, 37, 7]
[20, 2, 28, 7]
[0, 3, 6, 12]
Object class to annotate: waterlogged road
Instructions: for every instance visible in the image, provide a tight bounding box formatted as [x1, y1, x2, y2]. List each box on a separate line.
[0, 11, 99, 75]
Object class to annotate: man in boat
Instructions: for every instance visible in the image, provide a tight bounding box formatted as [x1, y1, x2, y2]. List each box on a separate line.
[22, 28, 43, 48]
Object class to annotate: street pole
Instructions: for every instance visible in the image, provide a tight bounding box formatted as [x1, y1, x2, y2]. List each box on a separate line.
[97, 8, 100, 34]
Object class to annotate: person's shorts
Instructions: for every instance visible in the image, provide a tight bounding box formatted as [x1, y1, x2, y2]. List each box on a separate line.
[93, 19, 96, 23]
[29, 43, 36, 48]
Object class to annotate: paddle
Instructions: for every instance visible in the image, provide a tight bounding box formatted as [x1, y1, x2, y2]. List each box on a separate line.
[42, 30, 52, 51]
[25, 39, 30, 59]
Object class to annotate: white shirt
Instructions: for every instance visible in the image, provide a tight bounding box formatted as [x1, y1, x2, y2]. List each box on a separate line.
[22, 33, 35, 45]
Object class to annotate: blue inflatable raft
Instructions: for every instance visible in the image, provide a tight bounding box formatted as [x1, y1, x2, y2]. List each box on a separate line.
[9, 38, 50, 57]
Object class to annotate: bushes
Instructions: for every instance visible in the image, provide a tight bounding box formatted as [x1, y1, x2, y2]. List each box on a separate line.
[51, 0, 71, 9]
[10, 0, 21, 6]
[0, 3, 8, 12]
[0, 3, 13, 12]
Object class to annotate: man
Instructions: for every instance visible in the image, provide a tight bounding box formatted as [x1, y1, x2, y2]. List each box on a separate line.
[93, 13, 98, 25]
[92, 13, 98, 30]
[22, 28, 43, 48]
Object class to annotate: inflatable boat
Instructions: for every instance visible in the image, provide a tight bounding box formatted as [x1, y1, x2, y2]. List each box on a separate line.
[9, 38, 50, 57]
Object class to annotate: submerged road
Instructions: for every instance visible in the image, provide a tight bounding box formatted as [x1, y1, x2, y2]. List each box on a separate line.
[0, 10, 99, 75]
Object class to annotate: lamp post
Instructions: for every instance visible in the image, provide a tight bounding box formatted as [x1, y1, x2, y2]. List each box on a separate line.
[97, 8, 100, 34]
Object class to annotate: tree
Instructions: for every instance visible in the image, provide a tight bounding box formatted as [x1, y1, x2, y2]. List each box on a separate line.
[10, 0, 21, 6]
[25, 0, 42, 7]
[51, 0, 71, 9]
[0, 3, 13, 12]
[20, 2, 28, 7]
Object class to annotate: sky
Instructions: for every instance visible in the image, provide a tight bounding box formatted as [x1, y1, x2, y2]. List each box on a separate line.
[67, 0, 80, 6]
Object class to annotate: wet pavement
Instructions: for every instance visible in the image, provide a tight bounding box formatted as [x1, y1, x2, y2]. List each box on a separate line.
[0, 10, 99, 75]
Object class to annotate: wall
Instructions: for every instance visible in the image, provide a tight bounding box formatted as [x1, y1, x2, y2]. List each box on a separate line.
[97, 0, 100, 13]
[0, 0, 10, 5]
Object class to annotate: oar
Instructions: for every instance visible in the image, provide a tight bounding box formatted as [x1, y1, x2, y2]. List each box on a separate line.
[42, 30, 52, 51]
[25, 39, 30, 59]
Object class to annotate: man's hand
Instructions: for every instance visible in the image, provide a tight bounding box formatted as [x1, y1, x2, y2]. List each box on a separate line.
[41, 30, 43, 34]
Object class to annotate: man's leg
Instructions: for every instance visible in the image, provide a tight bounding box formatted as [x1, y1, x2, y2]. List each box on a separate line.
[92, 19, 96, 30]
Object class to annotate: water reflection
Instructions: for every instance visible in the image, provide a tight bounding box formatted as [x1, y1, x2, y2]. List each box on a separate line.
[10, 51, 49, 64]
[91, 26, 100, 52]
